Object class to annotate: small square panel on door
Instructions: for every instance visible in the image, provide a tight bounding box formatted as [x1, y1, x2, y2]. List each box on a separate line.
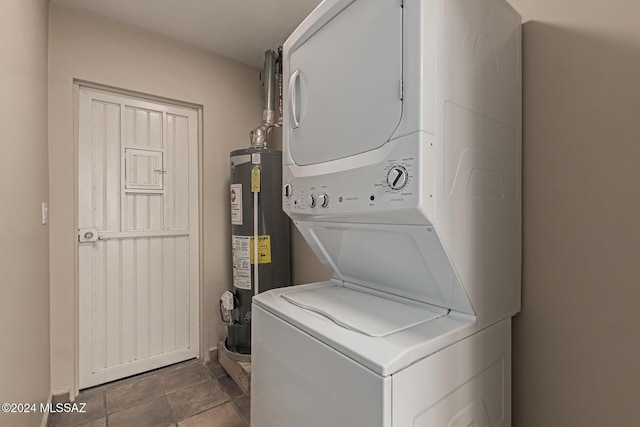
[125, 147, 164, 191]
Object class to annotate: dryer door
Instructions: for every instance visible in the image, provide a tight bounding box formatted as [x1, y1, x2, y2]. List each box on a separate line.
[285, 0, 403, 165]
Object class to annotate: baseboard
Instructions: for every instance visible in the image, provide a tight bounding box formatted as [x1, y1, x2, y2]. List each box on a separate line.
[208, 345, 218, 362]
[51, 388, 73, 403]
[40, 387, 76, 427]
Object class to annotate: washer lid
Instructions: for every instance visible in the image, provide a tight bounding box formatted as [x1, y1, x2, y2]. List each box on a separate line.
[297, 222, 476, 315]
[282, 285, 443, 338]
[254, 281, 476, 376]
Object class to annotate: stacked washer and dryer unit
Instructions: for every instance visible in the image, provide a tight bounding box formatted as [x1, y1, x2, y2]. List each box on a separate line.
[253, 0, 521, 425]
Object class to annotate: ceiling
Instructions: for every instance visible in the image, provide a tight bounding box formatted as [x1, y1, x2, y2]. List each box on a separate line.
[54, 0, 323, 68]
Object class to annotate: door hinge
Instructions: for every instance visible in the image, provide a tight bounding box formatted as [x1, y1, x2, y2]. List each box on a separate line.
[399, 79, 404, 100]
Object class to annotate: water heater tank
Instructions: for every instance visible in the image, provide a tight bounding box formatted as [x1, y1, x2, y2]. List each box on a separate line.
[227, 147, 291, 354]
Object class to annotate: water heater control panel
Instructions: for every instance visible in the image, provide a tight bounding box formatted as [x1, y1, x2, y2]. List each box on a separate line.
[283, 133, 434, 225]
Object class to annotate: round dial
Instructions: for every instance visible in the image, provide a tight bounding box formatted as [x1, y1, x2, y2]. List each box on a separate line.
[318, 194, 329, 208]
[387, 166, 408, 190]
[283, 183, 293, 198]
[308, 195, 316, 208]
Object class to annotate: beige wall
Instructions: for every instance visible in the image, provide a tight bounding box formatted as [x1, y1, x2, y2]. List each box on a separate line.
[509, 0, 640, 425]
[0, 1, 50, 426]
[48, 3, 263, 393]
[291, 228, 329, 285]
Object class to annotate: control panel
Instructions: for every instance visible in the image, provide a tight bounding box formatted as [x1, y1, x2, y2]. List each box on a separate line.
[282, 134, 434, 224]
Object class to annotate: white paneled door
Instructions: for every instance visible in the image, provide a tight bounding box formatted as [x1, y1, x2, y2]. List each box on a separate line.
[78, 87, 199, 389]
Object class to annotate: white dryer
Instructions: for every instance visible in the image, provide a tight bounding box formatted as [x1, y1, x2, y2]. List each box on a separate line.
[252, 0, 521, 425]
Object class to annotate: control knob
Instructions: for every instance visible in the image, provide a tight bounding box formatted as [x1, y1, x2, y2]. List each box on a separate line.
[387, 166, 408, 190]
[308, 195, 316, 208]
[318, 194, 329, 208]
[283, 183, 293, 198]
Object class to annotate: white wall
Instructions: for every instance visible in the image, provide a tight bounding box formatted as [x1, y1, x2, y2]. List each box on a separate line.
[0, 1, 51, 426]
[48, 2, 262, 393]
[508, 0, 640, 425]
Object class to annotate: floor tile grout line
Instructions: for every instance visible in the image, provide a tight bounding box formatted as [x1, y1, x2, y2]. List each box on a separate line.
[103, 389, 109, 427]
[229, 398, 250, 426]
[163, 380, 179, 425]
[168, 376, 233, 424]
[160, 365, 212, 395]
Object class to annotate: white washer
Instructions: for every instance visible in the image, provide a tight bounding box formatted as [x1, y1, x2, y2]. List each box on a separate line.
[253, 282, 511, 426]
[252, 0, 521, 425]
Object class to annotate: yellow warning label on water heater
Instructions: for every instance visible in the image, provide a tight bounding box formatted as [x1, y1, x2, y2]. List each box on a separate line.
[250, 235, 271, 264]
[251, 166, 261, 192]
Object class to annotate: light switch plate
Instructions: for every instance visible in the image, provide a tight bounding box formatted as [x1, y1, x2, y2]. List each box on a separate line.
[42, 202, 48, 225]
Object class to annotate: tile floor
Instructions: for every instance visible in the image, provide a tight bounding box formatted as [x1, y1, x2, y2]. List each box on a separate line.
[47, 359, 249, 427]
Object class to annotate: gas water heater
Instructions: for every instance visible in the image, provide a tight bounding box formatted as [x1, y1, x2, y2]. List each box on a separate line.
[222, 49, 291, 355]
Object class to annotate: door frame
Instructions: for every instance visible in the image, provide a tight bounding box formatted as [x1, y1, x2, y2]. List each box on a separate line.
[72, 80, 205, 395]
